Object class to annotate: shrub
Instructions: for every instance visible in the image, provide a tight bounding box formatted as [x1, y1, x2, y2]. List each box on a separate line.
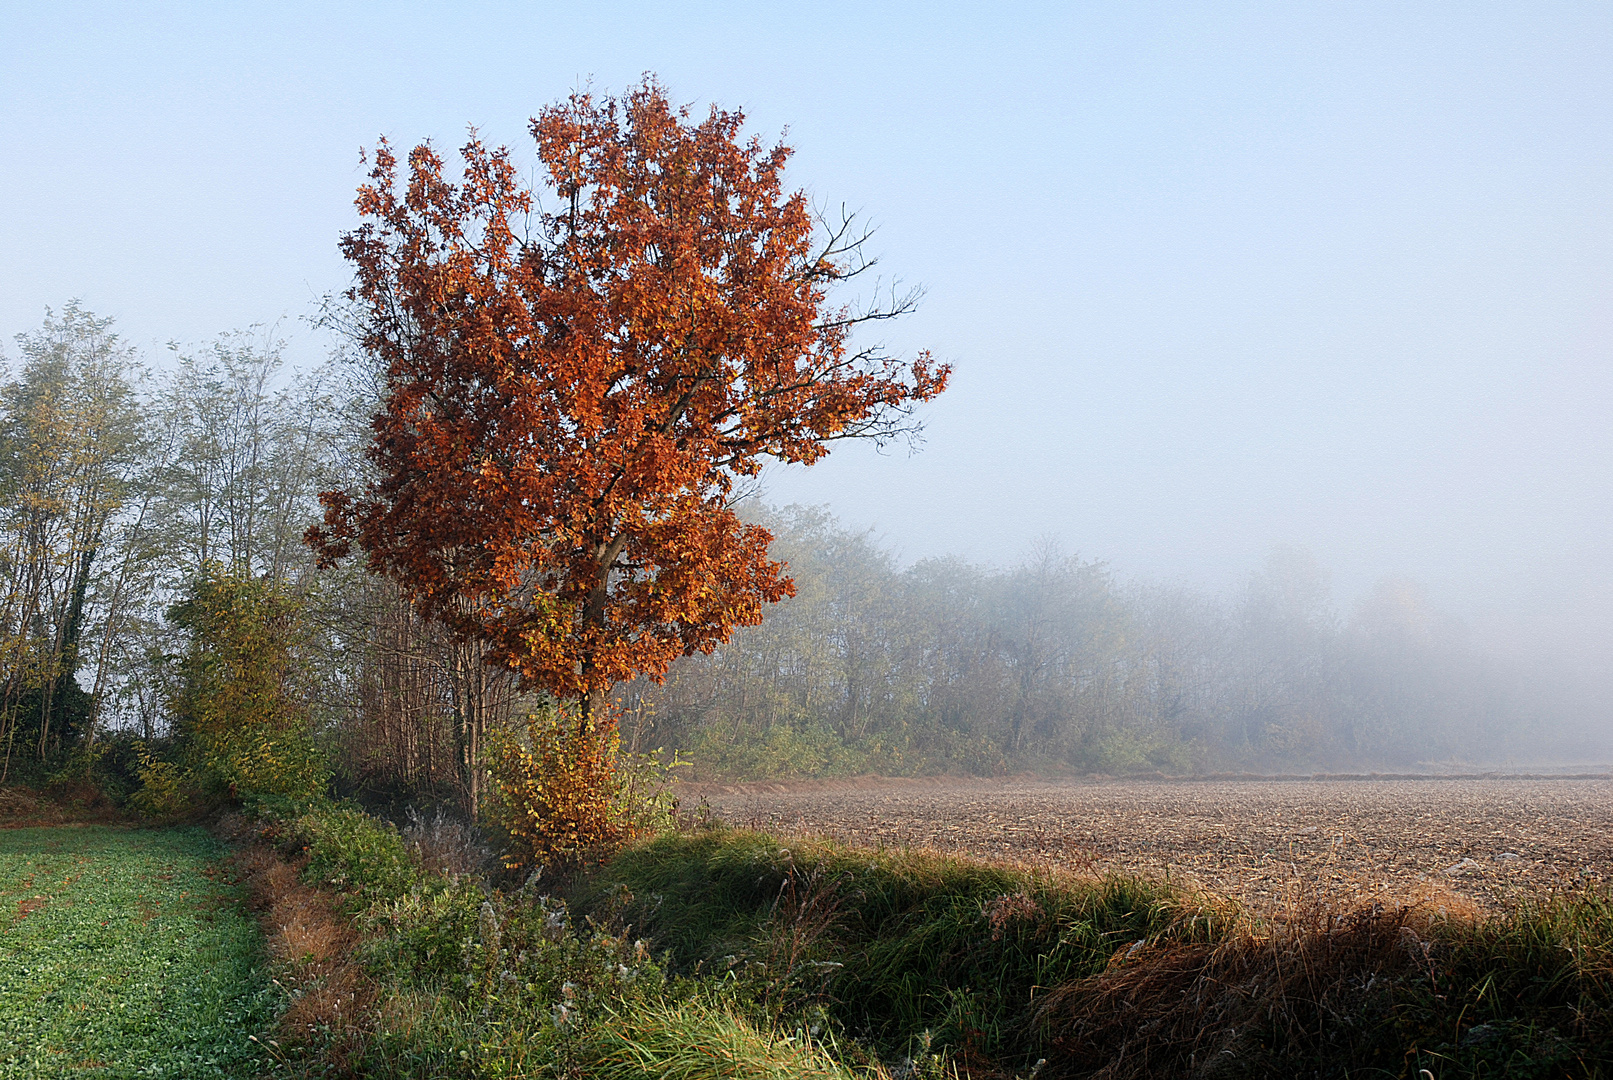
[487, 703, 676, 871]
[161, 564, 330, 806]
[295, 804, 417, 911]
[360, 876, 487, 988]
[127, 743, 191, 817]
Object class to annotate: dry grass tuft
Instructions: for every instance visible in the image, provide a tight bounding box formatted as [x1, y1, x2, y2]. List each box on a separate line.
[1035, 897, 1451, 1079]
[402, 806, 489, 877]
[1398, 880, 1486, 922]
[229, 839, 374, 1053]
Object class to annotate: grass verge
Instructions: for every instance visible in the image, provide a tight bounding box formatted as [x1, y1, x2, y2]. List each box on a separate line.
[235, 806, 1613, 1079]
[583, 829, 1232, 1068]
[583, 829, 1613, 1078]
[0, 825, 276, 1079]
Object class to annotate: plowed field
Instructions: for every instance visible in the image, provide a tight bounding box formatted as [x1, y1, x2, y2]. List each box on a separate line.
[685, 776, 1613, 912]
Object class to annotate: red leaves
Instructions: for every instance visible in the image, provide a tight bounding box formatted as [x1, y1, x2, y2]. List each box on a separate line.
[309, 78, 949, 704]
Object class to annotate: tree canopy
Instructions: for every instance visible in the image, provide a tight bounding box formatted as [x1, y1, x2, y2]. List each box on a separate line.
[311, 80, 950, 709]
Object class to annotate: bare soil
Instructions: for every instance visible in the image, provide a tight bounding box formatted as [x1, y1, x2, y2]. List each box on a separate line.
[681, 775, 1613, 912]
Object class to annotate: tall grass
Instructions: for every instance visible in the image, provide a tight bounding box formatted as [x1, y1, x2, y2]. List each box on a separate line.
[242, 805, 1613, 1079]
[583, 829, 1234, 1067]
[1028, 886, 1613, 1078]
[592, 1000, 862, 1080]
[588, 828, 1613, 1078]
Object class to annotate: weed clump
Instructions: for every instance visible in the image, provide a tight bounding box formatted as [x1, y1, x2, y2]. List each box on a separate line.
[402, 805, 489, 877]
[592, 999, 860, 1080]
[291, 805, 414, 910]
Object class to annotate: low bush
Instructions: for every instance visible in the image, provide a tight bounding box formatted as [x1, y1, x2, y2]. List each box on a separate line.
[128, 743, 192, 817]
[358, 876, 487, 988]
[487, 703, 678, 872]
[293, 804, 417, 912]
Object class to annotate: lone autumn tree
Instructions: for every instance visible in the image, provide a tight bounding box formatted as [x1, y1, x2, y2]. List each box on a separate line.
[310, 79, 949, 728]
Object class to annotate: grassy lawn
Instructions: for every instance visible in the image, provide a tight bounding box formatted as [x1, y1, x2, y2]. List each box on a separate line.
[0, 826, 276, 1079]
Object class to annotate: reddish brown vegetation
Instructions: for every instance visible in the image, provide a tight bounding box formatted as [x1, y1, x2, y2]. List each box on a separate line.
[0, 782, 123, 829]
[1036, 902, 1452, 1079]
[226, 823, 373, 1058]
[310, 78, 948, 714]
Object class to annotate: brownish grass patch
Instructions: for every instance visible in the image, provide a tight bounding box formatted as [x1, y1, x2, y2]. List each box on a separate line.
[1036, 898, 1454, 1078]
[13, 894, 48, 923]
[0, 781, 126, 829]
[229, 840, 375, 1056]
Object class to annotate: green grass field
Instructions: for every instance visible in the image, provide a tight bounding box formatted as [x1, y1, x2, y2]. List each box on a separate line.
[0, 826, 276, 1080]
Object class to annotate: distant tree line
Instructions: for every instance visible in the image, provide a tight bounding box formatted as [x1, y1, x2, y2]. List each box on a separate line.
[0, 304, 1585, 800]
[629, 507, 1572, 777]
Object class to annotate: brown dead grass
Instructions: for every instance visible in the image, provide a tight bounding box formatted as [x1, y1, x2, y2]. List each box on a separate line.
[228, 837, 375, 1059]
[691, 776, 1613, 913]
[1035, 898, 1448, 1079]
[0, 782, 124, 829]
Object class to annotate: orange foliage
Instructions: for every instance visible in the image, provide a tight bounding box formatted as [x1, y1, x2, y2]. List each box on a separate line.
[309, 78, 949, 708]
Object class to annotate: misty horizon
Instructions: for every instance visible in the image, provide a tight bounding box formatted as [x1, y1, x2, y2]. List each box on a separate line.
[4, 3, 1609, 749]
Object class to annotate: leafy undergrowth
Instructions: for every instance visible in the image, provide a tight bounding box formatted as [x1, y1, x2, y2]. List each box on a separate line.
[246, 806, 1613, 1079]
[0, 826, 276, 1079]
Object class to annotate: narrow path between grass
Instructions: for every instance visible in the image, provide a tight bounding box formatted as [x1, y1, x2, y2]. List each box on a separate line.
[0, 826, 276, 1079]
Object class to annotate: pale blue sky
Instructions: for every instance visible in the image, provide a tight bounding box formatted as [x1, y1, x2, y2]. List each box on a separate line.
[3, 2, 1611, 678]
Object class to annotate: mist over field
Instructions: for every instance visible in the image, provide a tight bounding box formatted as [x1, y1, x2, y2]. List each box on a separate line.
[627, 506, 1613, 778]
[3, 3, 1609, 777]
[4, 311, 1603, 785]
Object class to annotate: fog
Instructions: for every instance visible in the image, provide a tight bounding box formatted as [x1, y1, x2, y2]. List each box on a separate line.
[627, 507, 1613, 776]
[3, 4, 1609, 760]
